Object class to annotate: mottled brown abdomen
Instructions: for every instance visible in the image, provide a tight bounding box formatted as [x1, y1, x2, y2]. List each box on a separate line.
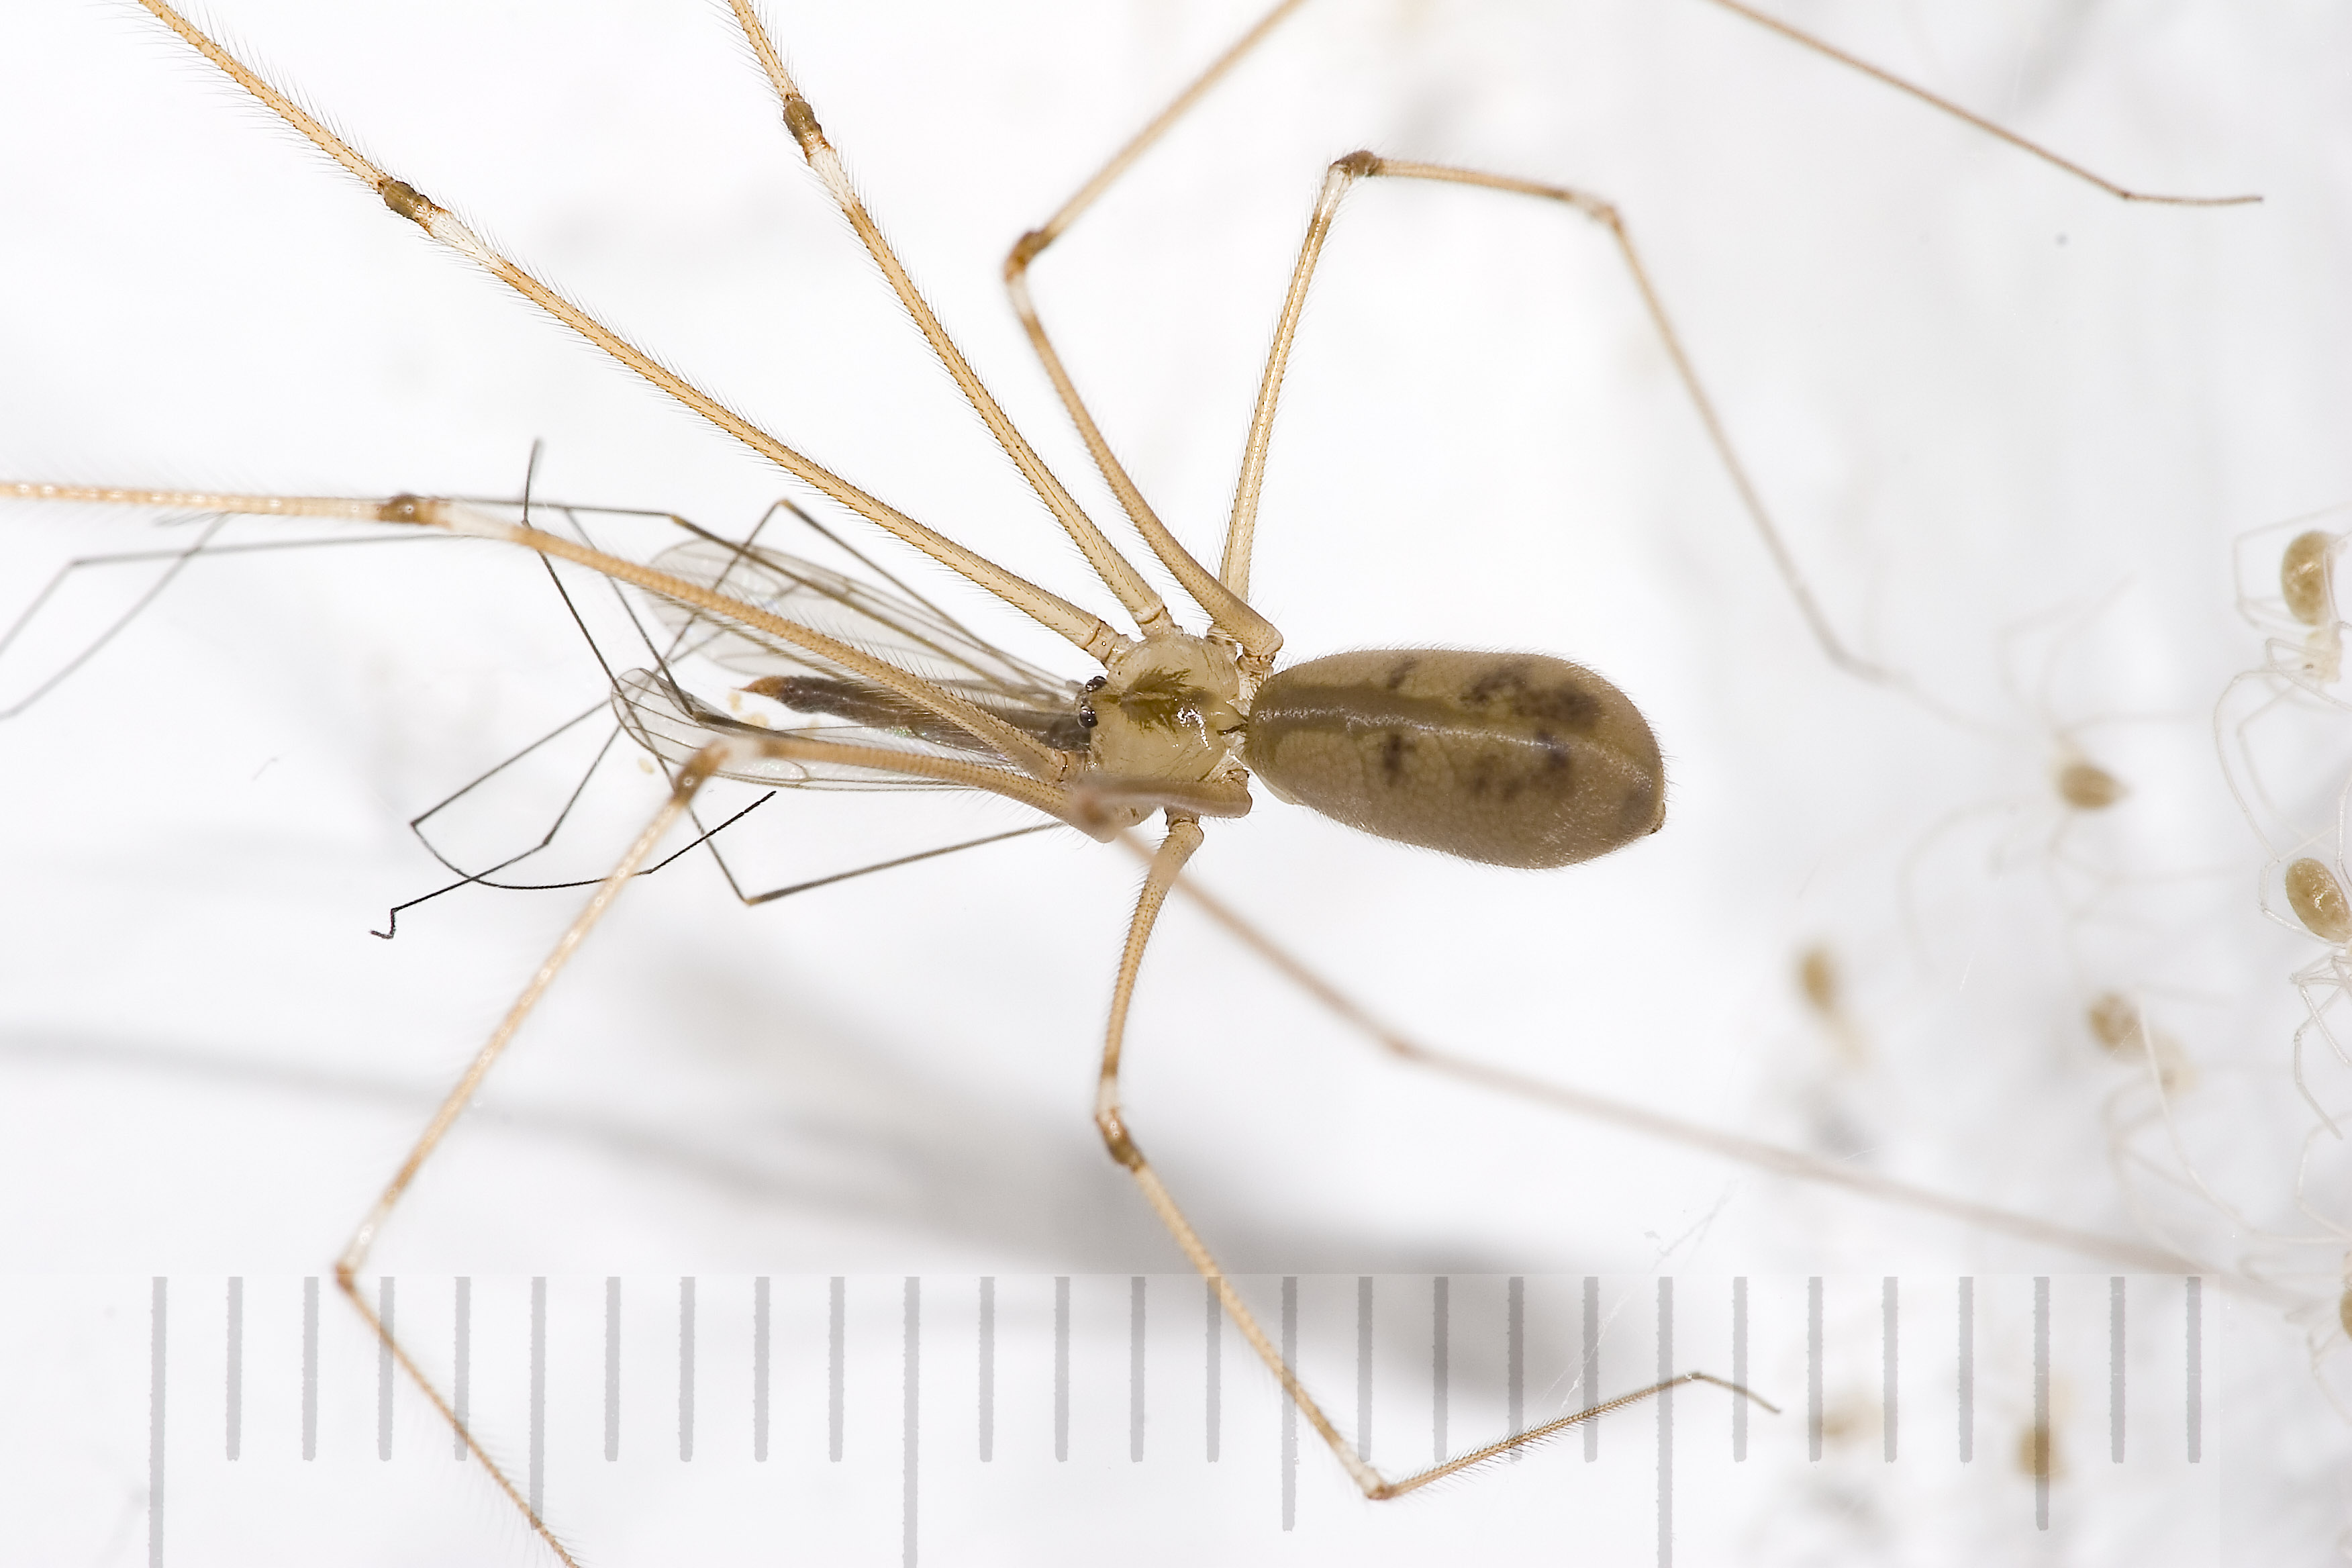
[1243, 649, 1664, 869]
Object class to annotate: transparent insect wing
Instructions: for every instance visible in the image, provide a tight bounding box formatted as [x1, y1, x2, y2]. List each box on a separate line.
[610, 666, 997, 789]
[642, 537, 1080, 710]
[609, 534, 1093, 787]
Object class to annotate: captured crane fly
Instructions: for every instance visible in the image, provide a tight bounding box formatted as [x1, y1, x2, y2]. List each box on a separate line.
[0, 0, 2276, 1560]
[610, 520, 1666, 870]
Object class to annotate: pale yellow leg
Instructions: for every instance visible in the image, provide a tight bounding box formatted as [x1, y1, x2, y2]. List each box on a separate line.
[719, 0, 1173, 642]
[1095, 818, 1775, 1499]
[1208, 3, 2255, 688]
[998, 1, 1310, 667]
[332, 740, 738, 1567]
[1220, 148, 1909, 693]
[1699, 0, 2259, 208]
[1141, 840, 2245, 1287]
[126, 0, 1130, 665]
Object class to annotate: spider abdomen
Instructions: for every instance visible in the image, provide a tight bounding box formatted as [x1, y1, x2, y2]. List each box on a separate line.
[1243, 649, 1664, 869]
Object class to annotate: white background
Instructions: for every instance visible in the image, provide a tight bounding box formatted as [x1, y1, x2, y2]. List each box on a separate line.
[1, 0, 2347, 1562]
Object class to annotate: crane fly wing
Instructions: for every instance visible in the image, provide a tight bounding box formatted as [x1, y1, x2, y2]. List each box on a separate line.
[622, 539, 1090, 781]
[611, 668, 979, 789]
[643, 538, 1079, 713]
[610, 654, 1093, 789]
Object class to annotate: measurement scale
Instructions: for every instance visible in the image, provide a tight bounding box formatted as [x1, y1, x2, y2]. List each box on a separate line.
[12, 1271, 2228, 1563]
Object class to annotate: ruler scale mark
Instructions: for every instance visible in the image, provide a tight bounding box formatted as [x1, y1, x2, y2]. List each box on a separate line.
[1281, 1276, 1298, 1533]
[1881, 1275, 1898, 1463]
[1656, 1277, 1674, 1568]
[829, 1277, 846, 1463]
[1129, 1276, 1146, 1463]
[301, 1277, 319, 1462]
[1807, 1277, 1824, 1462]
[977, 1277, 995, 1463]
[1957, 1277, 1973, 1463]
[529, 1277, 547, 1521]
[452, 1277, 469, 1461]
[604, 1277, 621, 1463]
[2032, 1275, 2051, 1530]
[2186, 1275, 2202, 1463]
[754, 1277, 771, 1463]
[1730, 1277, 1748, 1462]
[148, 1277, 165, 1568]
[1583, 1276, 1600, 1462]
[902, 1277, 920, 1568]
[376, 1276, 395, 1460]
[224, 1277, 242, 1463]
[1355, 1276, 1373, 1463]
[679, 1277, 697, 1463]
[1205, 1279, 1222, 1463]
[1431, 1276, 1449, 1462]
[2109, 1276, 2124, 1464]
[1507, 1276, 1524, 1461]
[1053, 1276, 1071, 1463]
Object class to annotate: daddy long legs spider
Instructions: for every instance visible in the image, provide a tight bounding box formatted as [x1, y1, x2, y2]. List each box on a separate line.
[2, 1, 2344, 1562]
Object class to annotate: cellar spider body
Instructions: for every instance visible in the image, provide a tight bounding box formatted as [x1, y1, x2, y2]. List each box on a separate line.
[2231, 512, 2352, 699]
[2216, 511, 2352, 859]
[2267, 824, 2352, 1138]
[3, 0, 2339, 1561]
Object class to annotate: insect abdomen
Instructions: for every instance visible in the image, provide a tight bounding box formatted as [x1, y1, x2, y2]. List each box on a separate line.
[1243, 649, 1664, 869]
